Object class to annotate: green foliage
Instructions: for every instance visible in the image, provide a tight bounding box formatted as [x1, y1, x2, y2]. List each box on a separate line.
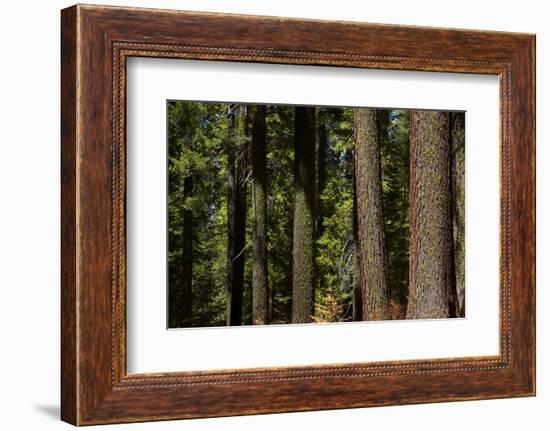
[265, 106, 295, 323]
[382, 111, 410, 315]
[315, 107, 355, 321]
[168, 102, 413, 327]
[168, 101, 231, 327]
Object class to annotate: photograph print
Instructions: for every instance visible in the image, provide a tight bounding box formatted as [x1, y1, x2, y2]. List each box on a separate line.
[167, 101, 465, 329]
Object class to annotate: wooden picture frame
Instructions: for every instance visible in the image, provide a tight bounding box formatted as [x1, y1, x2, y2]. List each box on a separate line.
[61, 4, 535, 425]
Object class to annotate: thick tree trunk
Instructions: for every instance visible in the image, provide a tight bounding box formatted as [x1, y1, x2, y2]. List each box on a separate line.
[226, 106, 247, 326]
[181, 175, 193, 321]
[251, 105, 269, 324]
[451, 112, 466, 317]
[354, 108, 389, 321]
[292, 107, 316, 323]
[407, 111, 453, 319]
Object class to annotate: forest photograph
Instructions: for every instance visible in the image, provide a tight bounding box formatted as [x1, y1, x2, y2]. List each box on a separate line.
[167, 101, 465, 329]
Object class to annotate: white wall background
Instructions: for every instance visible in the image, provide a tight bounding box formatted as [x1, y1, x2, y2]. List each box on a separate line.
[0, 0, 546, 429]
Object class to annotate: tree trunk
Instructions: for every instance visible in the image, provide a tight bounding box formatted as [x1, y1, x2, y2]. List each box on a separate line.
[226, 105, 247, 326]
[451, 112, 466, 317]
[251, 105, 269, 324]
[292, 107, 316, 323]
[407, 111, 453, 319]
[354, 108, 389, 321]
[181, 174, 193, 321]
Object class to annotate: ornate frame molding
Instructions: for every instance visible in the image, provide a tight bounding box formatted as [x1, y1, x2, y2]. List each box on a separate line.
[61, 5, 535, 425]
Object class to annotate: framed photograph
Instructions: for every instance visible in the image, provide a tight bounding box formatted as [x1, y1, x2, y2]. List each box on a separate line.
[61, 4, 535, 425]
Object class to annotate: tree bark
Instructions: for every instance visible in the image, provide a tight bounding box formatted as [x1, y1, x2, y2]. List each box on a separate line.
[451, 112, 466, 317]
[354, 108, 389, 321]
[181, 174, 193, 321]
[292, 107, 316, 323]
[226, 105, 247, 326]
[251, 105, 269, 324]
[407, 111, 453, 319]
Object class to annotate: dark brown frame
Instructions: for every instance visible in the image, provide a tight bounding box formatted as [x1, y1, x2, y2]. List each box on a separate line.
[61, 4, 536, 426]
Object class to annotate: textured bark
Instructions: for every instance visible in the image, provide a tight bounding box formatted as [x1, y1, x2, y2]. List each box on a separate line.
[354, 108, 389, 321]
[292, 107, 316, 323]
[407, 111, 453, 319]
[451, 112, 466, 317]
[181, 174, 193, 320]
[251, 105, 269, 324]
[226, 106, 247, 326]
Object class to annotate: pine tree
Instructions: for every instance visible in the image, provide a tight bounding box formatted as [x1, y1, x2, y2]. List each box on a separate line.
[407, 111, 454, 319]
[226, 105, 248, 325]
[292, 107, 316, 323]
[181, 172, 193, 321]
[451, 112, 466, 317]
[251, 105, 269, 324]
[354, 108, 389, 320]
